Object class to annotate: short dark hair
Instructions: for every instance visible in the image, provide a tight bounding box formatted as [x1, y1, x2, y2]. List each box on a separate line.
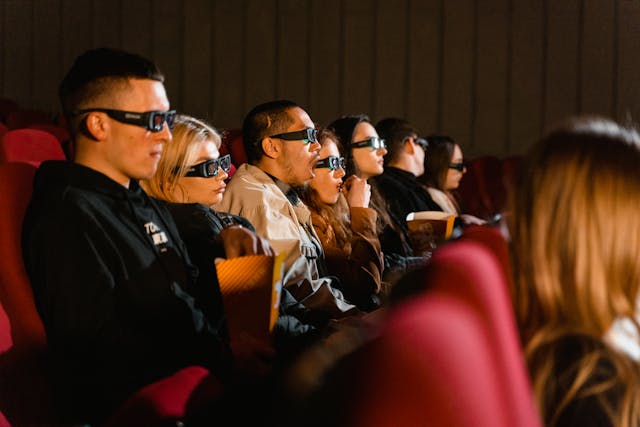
[375, 117, 418, 165]
[242, 99, 299, 164]
[59, 48, 164, 126]
[420, 134, 456, 190]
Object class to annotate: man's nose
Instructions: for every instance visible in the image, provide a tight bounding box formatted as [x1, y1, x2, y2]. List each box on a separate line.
[309, 141, 321, 152]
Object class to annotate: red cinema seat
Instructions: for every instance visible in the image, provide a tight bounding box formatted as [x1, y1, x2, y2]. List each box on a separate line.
[5, 109, 53, 129]
[0, 129, 66, 166]
[317, 240, 541, 427]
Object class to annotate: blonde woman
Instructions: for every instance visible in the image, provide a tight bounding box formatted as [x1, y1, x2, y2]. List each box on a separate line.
[142, 114, 323, 379]
[510, 116, 640, 427]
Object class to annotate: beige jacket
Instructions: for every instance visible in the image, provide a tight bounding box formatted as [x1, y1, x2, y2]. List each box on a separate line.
[216, 164, 357, 318]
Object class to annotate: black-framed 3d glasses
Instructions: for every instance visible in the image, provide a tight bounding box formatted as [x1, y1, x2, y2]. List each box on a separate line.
[74, 108, 176, 132]
[269, 127, 318, 144]
[180, 154, 232, 178]
[448, 162, 466, 172]
[351, 136, 386, 151]
[315, 156, 345, 171]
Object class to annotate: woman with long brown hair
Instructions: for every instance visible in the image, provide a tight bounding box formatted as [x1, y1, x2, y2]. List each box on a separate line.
[299, 128, 385, 311]
[510, 116, 640, 427]
[327, 115, 427, 284]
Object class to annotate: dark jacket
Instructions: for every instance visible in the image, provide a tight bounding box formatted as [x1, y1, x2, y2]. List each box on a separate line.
[373, 167, 443, 250]
[22, 161, 232, 423]
[166, 202, 317, 355]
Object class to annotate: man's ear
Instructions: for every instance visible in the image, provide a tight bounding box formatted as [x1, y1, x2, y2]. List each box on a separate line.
[261, 136, 281, 159]
[403, 137, 416, 155]
[83, 112, 109, 141]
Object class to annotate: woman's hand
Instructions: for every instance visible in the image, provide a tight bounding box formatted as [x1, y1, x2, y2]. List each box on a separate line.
[343, 175, 371, 208]
[219, 225, 274, 258]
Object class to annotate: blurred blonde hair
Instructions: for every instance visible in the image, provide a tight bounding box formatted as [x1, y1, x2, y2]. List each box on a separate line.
[142, 114, 221, 202]
[510, 116, 640, 426]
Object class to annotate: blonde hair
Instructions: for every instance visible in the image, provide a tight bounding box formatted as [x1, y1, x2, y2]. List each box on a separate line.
[142, 114, 221, 202]
[510, 116, 640, 426]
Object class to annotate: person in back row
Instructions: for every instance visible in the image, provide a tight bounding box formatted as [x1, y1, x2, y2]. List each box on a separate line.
[373, 117, 446, 245]
[216, 100, 359, 327]
[21, 48, 248, 424]
[418, 134, 485, 225]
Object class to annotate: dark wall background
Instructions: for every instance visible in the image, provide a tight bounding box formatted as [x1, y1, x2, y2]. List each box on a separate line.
[1, 0, 639, 157]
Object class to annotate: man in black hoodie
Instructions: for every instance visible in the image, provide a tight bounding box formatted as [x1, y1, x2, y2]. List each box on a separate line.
[22, 48, 239, 424]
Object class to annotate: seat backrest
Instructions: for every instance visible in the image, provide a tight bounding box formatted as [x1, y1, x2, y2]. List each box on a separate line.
[327, 241, 541, 427]
[0, 162, 56, 425]
[0, 129, 66, 166]
[220, 128, 246, 174]
[0, 123, 7, 139]
[458, 224, 514, 290]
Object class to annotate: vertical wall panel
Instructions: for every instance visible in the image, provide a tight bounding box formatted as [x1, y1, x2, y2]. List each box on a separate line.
[581, 0, 615, 117]
[474, 0, 509, 156]
[440, 0, 474, 152]
[4, 0, 640, 157]
[121, 1, 152, 57]
[509, 1, 543, 153]
[616, 0, 640, 124]
[342, 0, 375, 115]
[61, 0, 92, 76]
[244, 0, 276, 112]
[406, 0, 441, 135]
[183, 0, 212, 119]
[3, 0, 32, 104]
[212, 1, 244, 130]
[373, 0, 407, 121]
[92, 0, 121, 48]
[544, 0, 580, 130]
[276, 0, 309, 108]
[309, 0, 341, 125]
[152, 0, 183, 108]
[33, 0, 62, 112]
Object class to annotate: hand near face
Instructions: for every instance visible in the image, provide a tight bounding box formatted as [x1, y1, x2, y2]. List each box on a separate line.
[219, 225, 275, 259]
[343, 175, 371, 208]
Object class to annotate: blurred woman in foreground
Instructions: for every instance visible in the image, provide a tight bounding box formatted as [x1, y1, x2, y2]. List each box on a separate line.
[510, 116, 640, 427]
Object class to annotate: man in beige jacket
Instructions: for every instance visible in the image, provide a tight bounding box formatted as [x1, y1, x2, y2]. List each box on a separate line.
[217, 100, 358, 324]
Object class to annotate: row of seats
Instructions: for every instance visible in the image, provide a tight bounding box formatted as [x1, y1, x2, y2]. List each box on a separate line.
[318, 228, 540, 426]
[0, 104, 539, 425]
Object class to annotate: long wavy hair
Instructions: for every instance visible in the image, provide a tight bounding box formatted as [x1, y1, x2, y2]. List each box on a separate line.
[142, 114, 221, 202]
[509, 116, 640, 427]
[300, 128, 352, 250]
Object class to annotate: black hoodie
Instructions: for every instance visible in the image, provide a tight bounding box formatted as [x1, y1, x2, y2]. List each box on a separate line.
[22, 161, 232, 424]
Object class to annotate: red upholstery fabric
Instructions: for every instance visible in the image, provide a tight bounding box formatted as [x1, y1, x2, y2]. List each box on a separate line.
[458, 224, 514, 290]
[28, 124, 70, 144]
[335, 241, 541, 427]
[0, 162, 56, 425]
[0, 123, 7, 139]
[220, 128, 247, 173]
[104, 365, 224, 427]
[0, 129, 66, 166]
